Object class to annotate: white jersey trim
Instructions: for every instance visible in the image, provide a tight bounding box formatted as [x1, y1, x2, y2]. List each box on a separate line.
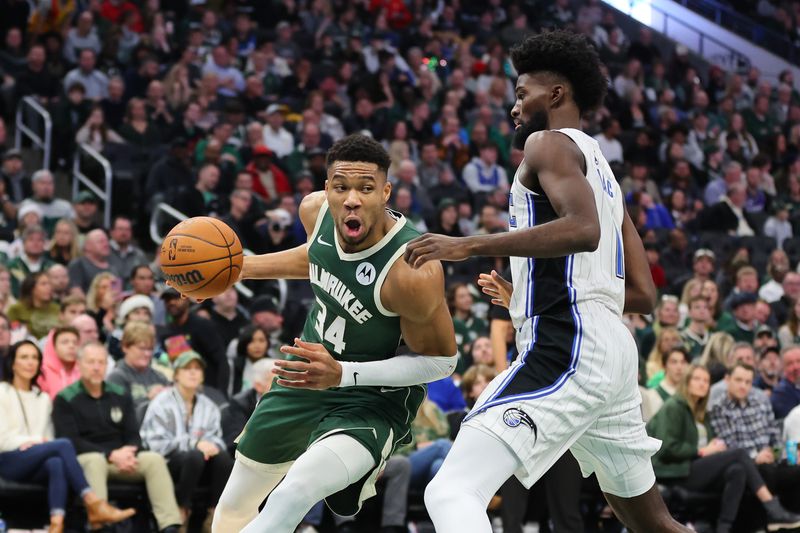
[308, 200, 329, 243]
[372, 244, 406, 317]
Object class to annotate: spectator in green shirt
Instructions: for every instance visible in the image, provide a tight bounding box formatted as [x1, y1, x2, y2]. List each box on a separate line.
[447, 283, 488, 374]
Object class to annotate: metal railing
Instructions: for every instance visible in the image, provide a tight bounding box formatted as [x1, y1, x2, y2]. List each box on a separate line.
[617, 0, 752, 72]
[149, 202, 290, 304]
[14, 96, 52, 169]
[72, 143, 113, 228]
[674, 0, 800, 65]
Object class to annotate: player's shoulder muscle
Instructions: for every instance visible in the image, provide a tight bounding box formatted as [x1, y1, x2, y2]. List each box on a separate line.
[298, 191, 327, 236]
[523, 130, 585, 175]
[382, 255, 445, 321]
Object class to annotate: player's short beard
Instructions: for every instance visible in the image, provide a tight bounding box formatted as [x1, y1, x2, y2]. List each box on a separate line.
[512, 110, 550, 150]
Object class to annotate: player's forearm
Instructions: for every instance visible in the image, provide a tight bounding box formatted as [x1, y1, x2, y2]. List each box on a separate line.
[463, 217, 599, 258]
[241, 244, 310, 280]
[621, 210, 657, 314]
[338, 352, 458, 387]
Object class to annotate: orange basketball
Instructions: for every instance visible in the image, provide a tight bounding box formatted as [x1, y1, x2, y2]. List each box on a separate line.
[160, 217, 244, 300]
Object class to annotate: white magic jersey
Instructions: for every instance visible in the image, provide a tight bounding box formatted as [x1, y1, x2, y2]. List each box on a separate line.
[507, 127, 626, 338]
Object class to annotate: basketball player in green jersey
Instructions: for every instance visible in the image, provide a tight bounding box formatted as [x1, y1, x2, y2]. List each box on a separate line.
[211, 135, 458, 533]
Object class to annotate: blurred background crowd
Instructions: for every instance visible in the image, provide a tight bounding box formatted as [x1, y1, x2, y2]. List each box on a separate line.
[1, 0, 800, 532]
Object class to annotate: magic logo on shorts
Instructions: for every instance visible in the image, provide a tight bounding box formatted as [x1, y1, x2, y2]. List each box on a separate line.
[503, 408, 537, 436]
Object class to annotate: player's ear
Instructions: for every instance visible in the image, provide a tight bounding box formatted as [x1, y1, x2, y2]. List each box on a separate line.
[551, 84, 565, 108]
[383, 180, 392, 204]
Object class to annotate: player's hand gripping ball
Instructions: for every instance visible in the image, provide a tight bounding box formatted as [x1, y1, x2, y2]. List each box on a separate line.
[160, 217, 243, 300]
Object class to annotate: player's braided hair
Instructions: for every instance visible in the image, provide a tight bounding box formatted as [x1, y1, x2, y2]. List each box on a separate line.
[326, 134, 392, 176]
[510, 30, 607, 115]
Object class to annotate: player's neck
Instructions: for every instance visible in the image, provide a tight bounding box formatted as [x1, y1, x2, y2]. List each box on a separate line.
[547, 109, 582, 131]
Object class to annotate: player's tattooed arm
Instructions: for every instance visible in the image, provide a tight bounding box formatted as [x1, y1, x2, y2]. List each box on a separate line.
[404, 131, 600, 268]
[239, 191, 326, 281]
[621, 205, 657, 314]
[383, 257, 458, 358]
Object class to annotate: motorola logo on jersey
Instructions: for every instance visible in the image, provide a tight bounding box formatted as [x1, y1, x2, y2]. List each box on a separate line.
[503, 408, 537, 436]
[356, 262, 376, 286]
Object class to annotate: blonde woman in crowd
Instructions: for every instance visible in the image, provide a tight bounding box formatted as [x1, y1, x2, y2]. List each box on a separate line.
[679, 278, 703, 326]
[698, 331, 736, 383]
[645, 327, 683, 387]
[47, 219, 80, 267]
[0, 265, 16, 314]
[86, 272, 120, 338]
[778, 298, 800, 348]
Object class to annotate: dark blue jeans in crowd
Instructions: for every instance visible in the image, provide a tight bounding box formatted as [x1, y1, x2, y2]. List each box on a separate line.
[0, 438, 91, 515]
[408, 438, 452, 489]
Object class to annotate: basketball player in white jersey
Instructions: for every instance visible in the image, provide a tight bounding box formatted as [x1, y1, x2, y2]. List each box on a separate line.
[405, 31, 691, 532]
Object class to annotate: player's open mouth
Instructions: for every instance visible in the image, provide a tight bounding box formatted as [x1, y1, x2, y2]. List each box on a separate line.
[514, 121, 522, 130]
[344, 219, 363, 238]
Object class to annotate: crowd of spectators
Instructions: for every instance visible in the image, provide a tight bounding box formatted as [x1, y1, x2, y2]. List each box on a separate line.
[2, 0, 800, 531]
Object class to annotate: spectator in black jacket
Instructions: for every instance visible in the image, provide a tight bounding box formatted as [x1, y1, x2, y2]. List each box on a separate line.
[15, 44, 59, 106]
[0, 148, 30, 204]
[222, 358, 276, 454]
[174, 163, 221, 218]
[53, 342, 182, 533]
[158, 289, 230, 396]
[144, 137, 195, 212]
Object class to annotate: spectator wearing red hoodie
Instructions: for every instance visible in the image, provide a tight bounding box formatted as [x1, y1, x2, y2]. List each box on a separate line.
[247, 145, 291, 205]
[99, 0, 143, 32]
[645, 242, 668, 289]
[38, 326, 81, 400]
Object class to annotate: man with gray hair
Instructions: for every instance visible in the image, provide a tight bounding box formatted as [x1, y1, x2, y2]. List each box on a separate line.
[704, 160, 742, 206]
[53, 342, 182, 533]
[223, 358, 276, 453]
[68, 229, 112, 294]
[18, 170, 74, 234]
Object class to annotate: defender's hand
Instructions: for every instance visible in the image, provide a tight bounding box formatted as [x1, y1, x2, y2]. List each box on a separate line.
[275, 338, 343, 389]
[478, 270, 513, 308]
[404, 234, 470, 269]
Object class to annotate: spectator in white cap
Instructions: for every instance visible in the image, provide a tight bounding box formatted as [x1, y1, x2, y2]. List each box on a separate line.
[3, 202, 44, 260]
[262, 104, 294, 158]
[107, 294, 155, 360]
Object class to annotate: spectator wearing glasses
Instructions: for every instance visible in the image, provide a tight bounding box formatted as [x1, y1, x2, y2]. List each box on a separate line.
[107, 321, 168, 409]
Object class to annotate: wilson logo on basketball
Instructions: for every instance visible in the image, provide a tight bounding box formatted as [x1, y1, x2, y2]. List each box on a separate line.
[164, 270, 206, 286]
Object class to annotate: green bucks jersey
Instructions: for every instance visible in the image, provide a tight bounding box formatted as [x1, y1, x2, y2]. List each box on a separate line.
[237, 200, 428, 493]
[302, 201, 421, 363]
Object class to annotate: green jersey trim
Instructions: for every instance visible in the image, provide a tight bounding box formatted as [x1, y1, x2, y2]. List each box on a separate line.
[334, 210, 408, 261]
[373, 243, 408, 317]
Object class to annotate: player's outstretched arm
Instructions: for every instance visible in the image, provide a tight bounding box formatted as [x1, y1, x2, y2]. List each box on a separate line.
[404, 131, 600, 268]
[239, 191, 325, 281]
[620, 205, 657, 314]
